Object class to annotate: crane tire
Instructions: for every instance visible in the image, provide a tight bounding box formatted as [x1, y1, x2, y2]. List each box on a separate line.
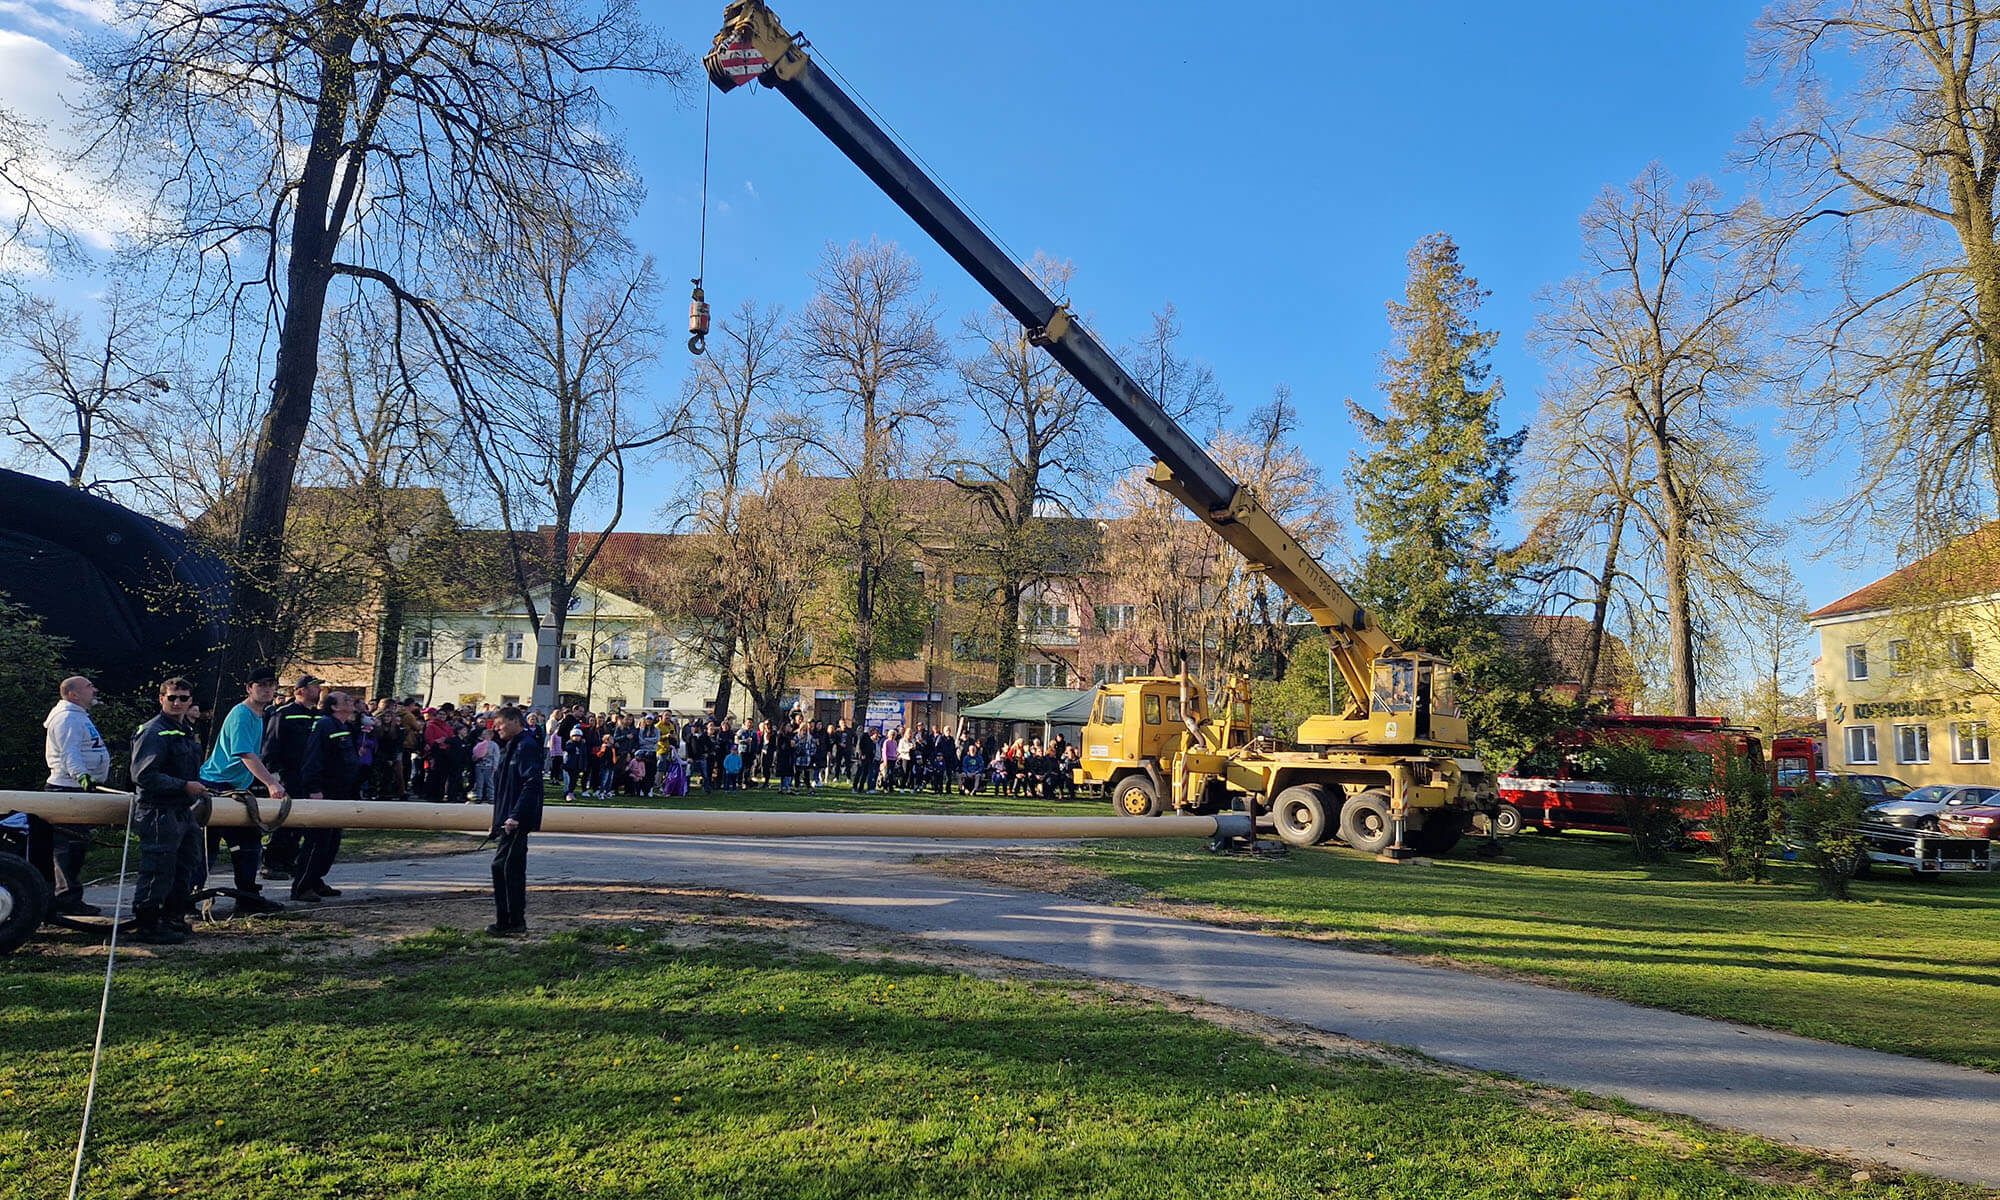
[1338, 791, 1395, 855]
[1272, 784, 1335, 846]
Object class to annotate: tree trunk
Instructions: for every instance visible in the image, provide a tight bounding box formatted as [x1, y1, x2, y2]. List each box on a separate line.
[218, 27, 357, 689]
[374, 590, 404, 701]
[1580, 498, 1628, 702]
[1663, 519, 1696, 716]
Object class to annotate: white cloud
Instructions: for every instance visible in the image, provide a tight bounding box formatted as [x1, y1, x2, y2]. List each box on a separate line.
[0, 28, 144, 252]
[743, 180, 757, 199]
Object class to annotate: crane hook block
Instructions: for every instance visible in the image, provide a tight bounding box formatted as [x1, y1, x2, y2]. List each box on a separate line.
[688, 281, 711, 356]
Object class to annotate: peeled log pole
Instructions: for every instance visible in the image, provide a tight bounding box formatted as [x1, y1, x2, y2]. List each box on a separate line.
[0, 791, 1253, 842]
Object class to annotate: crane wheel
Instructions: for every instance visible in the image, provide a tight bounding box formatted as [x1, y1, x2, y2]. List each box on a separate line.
[1110, 775, 1162, 818]
[1490, 803, 1523, 838]
[1272, 784, 1335, 846]
[1406, 810, 1468, 855]
[0, 851, 51, 956]
[1338, 791, 1395, 854]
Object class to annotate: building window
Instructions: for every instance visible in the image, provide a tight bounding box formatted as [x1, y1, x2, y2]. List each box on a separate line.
[607, 696, 627, 710]
[1888, 639, 1910, 676]
[610, 633, 631, 661]
[1846, 644, 1868, 681]
[504, 632, 524, 662]
[409, 634, 431, 661]
[560, 635, 578, 662]
[1953, 721, 1991, 763]
[1022, 661, 1065, 687]
[952, 634, 994, 662]
[500, 694, 520, 706]
[1094, 604, 1137, 632]
[1894, 723, 1930, 765]
[310, 630, 360, 660]
[1950, 632, 1975, 670]
[462, 637, 482, 663]
[1093, 663, 1145, 685]
[1025, 602, 1069, 630]
[650, 636, 675, 666]
[1845, 723, 1878, 765]
[952, 574, 992, 603]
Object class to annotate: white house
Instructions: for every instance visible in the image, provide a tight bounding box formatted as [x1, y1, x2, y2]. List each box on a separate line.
[397, 582, 729, 714]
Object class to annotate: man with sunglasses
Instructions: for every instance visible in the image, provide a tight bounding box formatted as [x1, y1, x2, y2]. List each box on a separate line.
[127, 677, 211, 945]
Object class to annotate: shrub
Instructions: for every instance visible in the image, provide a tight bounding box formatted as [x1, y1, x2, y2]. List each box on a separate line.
[1588, 736, 1706, 862]
[1707, 751, 1773, 883]
[1775, 780, 1868, 900]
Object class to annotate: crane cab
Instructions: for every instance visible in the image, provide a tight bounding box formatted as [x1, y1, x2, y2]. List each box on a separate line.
[1367, 653, 1466, 748]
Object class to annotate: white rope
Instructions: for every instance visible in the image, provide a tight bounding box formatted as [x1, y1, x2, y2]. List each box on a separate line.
[68, 792, 137, 1200]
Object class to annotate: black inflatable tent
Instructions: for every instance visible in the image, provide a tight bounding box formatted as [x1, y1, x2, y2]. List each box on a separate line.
[0, 468, 232, 698]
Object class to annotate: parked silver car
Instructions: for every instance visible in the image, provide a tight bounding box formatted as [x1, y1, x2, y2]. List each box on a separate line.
[1862, 784, 2000, 831]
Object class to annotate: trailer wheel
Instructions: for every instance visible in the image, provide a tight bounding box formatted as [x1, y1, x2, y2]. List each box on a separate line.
[1272, 784, 1335, 846]
[1338, 791, 1395, 854]
[1110, 775, 1162, 818]
[1490, 804, 1523, 838]
[0, 852, 50, 956]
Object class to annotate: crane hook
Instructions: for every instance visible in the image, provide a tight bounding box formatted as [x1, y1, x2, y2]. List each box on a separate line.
[688, 279, 710, 356]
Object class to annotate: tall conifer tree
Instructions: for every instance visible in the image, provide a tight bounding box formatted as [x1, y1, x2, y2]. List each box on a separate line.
[1347, 233, 1546, 763]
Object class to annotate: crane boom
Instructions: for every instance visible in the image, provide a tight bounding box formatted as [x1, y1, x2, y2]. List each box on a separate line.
[704, 0, 1397, 711]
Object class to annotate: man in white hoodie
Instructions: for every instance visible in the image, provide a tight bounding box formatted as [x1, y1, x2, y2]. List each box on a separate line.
[42, 675, 111, 916]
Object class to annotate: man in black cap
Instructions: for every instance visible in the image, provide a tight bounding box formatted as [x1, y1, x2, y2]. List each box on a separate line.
[259, 674, 322, 878]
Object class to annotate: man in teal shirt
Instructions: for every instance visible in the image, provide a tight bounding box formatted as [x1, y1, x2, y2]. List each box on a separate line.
[199, 667, 289, 914]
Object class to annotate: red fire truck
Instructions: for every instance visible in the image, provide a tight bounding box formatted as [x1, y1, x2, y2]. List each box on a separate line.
[1494, 715, 1764, 837]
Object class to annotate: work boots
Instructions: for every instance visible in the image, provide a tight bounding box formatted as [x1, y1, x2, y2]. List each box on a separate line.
[130, 910, 187, 946]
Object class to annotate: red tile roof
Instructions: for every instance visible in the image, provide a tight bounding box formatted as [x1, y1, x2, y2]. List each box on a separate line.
[1806, 521, 2000, 620]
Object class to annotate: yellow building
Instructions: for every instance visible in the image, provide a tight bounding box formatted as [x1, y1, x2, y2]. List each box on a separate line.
[397, 582, 727, 714]
[1807, 524, 2000, 787]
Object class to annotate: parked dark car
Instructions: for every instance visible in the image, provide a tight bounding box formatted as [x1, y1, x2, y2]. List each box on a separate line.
[1862, 784, 2000, 830]
[1821, 773, 1913, 802]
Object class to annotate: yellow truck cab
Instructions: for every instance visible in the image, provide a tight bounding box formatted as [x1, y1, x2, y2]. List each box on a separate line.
[1079, 674, 1251, 818]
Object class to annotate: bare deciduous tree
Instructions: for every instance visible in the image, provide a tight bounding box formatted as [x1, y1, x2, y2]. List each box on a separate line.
[459, 190, 682, 711]
[86, 0, 687, 679]
[3, 290, 170, 490]
[1747, 1, 2000, 549]
[653, 299, 813, 723]
[795, 239, 948, 723]
[946, 254, 1104, 691]
[1528, 166, 1784, 714]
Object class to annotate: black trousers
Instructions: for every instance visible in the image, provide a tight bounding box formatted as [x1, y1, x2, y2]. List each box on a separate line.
[491, 828, 529, 927]
[293, 828, 344, 894]
[133, 806, 203, 913]
[38, 786, 94, 903]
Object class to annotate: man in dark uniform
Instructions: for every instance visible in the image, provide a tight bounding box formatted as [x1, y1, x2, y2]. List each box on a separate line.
[260, 675, 322, 877]
[128, 677, 211, 945]
[486, 706, 544, 935]
[292, 690, 360, 902]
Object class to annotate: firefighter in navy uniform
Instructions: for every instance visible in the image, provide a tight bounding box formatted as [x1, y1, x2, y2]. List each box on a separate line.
[127, 677, 211, 945]
[259, 675, 322, 877]
[291, 690, 361, 902]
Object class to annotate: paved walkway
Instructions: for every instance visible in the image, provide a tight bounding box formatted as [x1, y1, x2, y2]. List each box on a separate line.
[86, 833, 2000, 1188]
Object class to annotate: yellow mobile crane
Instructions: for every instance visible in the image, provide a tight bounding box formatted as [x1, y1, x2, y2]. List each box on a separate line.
[704, 2, 1487, 854]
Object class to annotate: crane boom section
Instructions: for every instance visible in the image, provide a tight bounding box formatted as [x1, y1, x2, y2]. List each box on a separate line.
[705, 1, 1396, 707]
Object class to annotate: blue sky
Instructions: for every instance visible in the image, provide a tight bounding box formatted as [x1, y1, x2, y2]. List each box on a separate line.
[1, 0, 1870, 670]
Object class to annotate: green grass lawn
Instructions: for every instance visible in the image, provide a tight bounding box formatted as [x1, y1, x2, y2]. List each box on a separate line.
[1056, 831, 2000, 1071]
[1, 917, 1977, 1199]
